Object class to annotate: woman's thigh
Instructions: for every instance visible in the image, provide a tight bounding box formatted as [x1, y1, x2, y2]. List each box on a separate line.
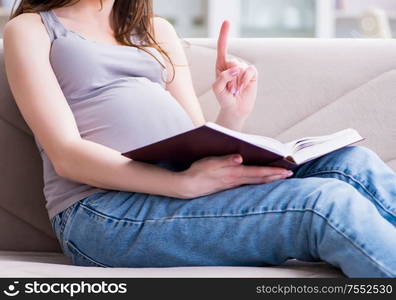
[56, 176, 396, 277]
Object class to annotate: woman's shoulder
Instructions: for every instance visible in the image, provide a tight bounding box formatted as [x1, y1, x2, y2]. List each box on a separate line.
[5, 12, 43, 29]
[4, 12, 47, 40]
[152, 16, 180, 43]
[152, 16, 176, 34]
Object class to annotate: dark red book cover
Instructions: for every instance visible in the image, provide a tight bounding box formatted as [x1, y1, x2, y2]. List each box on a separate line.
[121, 124, 298, 170]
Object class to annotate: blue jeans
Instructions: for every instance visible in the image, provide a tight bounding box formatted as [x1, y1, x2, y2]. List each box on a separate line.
[50, 146, 396, 277]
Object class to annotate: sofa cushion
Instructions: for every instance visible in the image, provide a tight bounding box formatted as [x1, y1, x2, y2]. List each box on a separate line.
[0, 251, 343, 277]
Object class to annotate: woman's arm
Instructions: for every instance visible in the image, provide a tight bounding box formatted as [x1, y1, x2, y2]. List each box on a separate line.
[152, 17, 206, 127]
[213, 21, 258, 131]
[3, 13, 187, 198]
[153, 18, 258, 132]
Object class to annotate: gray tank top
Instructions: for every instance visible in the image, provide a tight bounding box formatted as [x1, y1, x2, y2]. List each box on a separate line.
[37, 10, 195, 219]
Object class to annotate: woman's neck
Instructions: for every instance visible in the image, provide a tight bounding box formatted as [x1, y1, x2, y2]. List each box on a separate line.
[54, 0, 116, 26]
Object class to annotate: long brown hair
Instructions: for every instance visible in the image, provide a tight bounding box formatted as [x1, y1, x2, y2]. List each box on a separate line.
[9, 0, 175, 82]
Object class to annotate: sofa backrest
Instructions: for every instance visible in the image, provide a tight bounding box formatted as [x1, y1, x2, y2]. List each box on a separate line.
[0, 39, 61, 251]
[185, 38, 396, 168]
[1, 38, 396, 252]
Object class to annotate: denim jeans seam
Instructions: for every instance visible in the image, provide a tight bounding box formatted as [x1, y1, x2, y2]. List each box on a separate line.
[66, 240, 110, 268]
[59, 202, 81, 257]
[321, 220, 392, 277]
[315, 213, 393, 277]
[301, 167, 376, 197]
[79, 202, 392, 276]
[80, 202, 323, 224]
[50, 216, 56, 233]
[59, 208, 71, 244]
[301, 169, 396, 218]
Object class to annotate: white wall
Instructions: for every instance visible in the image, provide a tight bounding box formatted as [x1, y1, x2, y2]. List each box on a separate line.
[339, 0, 396, 13]
[0, 0, 15, 12]
[207, 0, 241, 38]
[153, 0, 207, 37]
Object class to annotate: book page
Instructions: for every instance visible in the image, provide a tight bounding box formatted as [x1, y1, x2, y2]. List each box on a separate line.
[290, 129, 363, 164]
[237, 132, 289, 155]
[284, 130, 350, 153]
[205, 122, 287, 156]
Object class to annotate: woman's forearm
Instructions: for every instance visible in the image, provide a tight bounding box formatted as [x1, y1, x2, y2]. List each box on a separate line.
[215, 109, 247, 132]
[55, 139, 188, 198]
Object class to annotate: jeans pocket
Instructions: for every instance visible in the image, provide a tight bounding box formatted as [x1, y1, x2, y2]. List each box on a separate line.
[65, 240, 110, 268]
[81, 191, 108, 206]
[51, 202, 80, 253]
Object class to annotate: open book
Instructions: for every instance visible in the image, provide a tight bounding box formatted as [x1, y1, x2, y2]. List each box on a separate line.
[122, 122, 364, 170]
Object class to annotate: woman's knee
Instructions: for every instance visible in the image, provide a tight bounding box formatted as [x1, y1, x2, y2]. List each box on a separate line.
[330, 145, 380, 166]
[299, 145, 383, 176]
[252, 177, 363, 215]
[298, 178, 366, 216]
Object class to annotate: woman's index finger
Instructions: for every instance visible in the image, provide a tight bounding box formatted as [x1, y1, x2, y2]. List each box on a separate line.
[217, 20, 231, 66]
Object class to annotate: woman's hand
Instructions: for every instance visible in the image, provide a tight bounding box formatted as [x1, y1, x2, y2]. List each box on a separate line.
[178, 154, 293, 198]
[213, 21, 258, 131]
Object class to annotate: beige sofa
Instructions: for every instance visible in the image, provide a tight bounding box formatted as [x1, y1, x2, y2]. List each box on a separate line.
[1, 37, 396, 277]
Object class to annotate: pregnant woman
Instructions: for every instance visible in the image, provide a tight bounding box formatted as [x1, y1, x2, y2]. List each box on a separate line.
[3, 0, 396, 277]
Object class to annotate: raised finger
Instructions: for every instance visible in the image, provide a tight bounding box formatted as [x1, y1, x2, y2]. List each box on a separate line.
[217, 20, 230, 68]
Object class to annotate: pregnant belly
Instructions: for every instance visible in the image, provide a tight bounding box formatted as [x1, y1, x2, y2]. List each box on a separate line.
[70, 77, 195, 153]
